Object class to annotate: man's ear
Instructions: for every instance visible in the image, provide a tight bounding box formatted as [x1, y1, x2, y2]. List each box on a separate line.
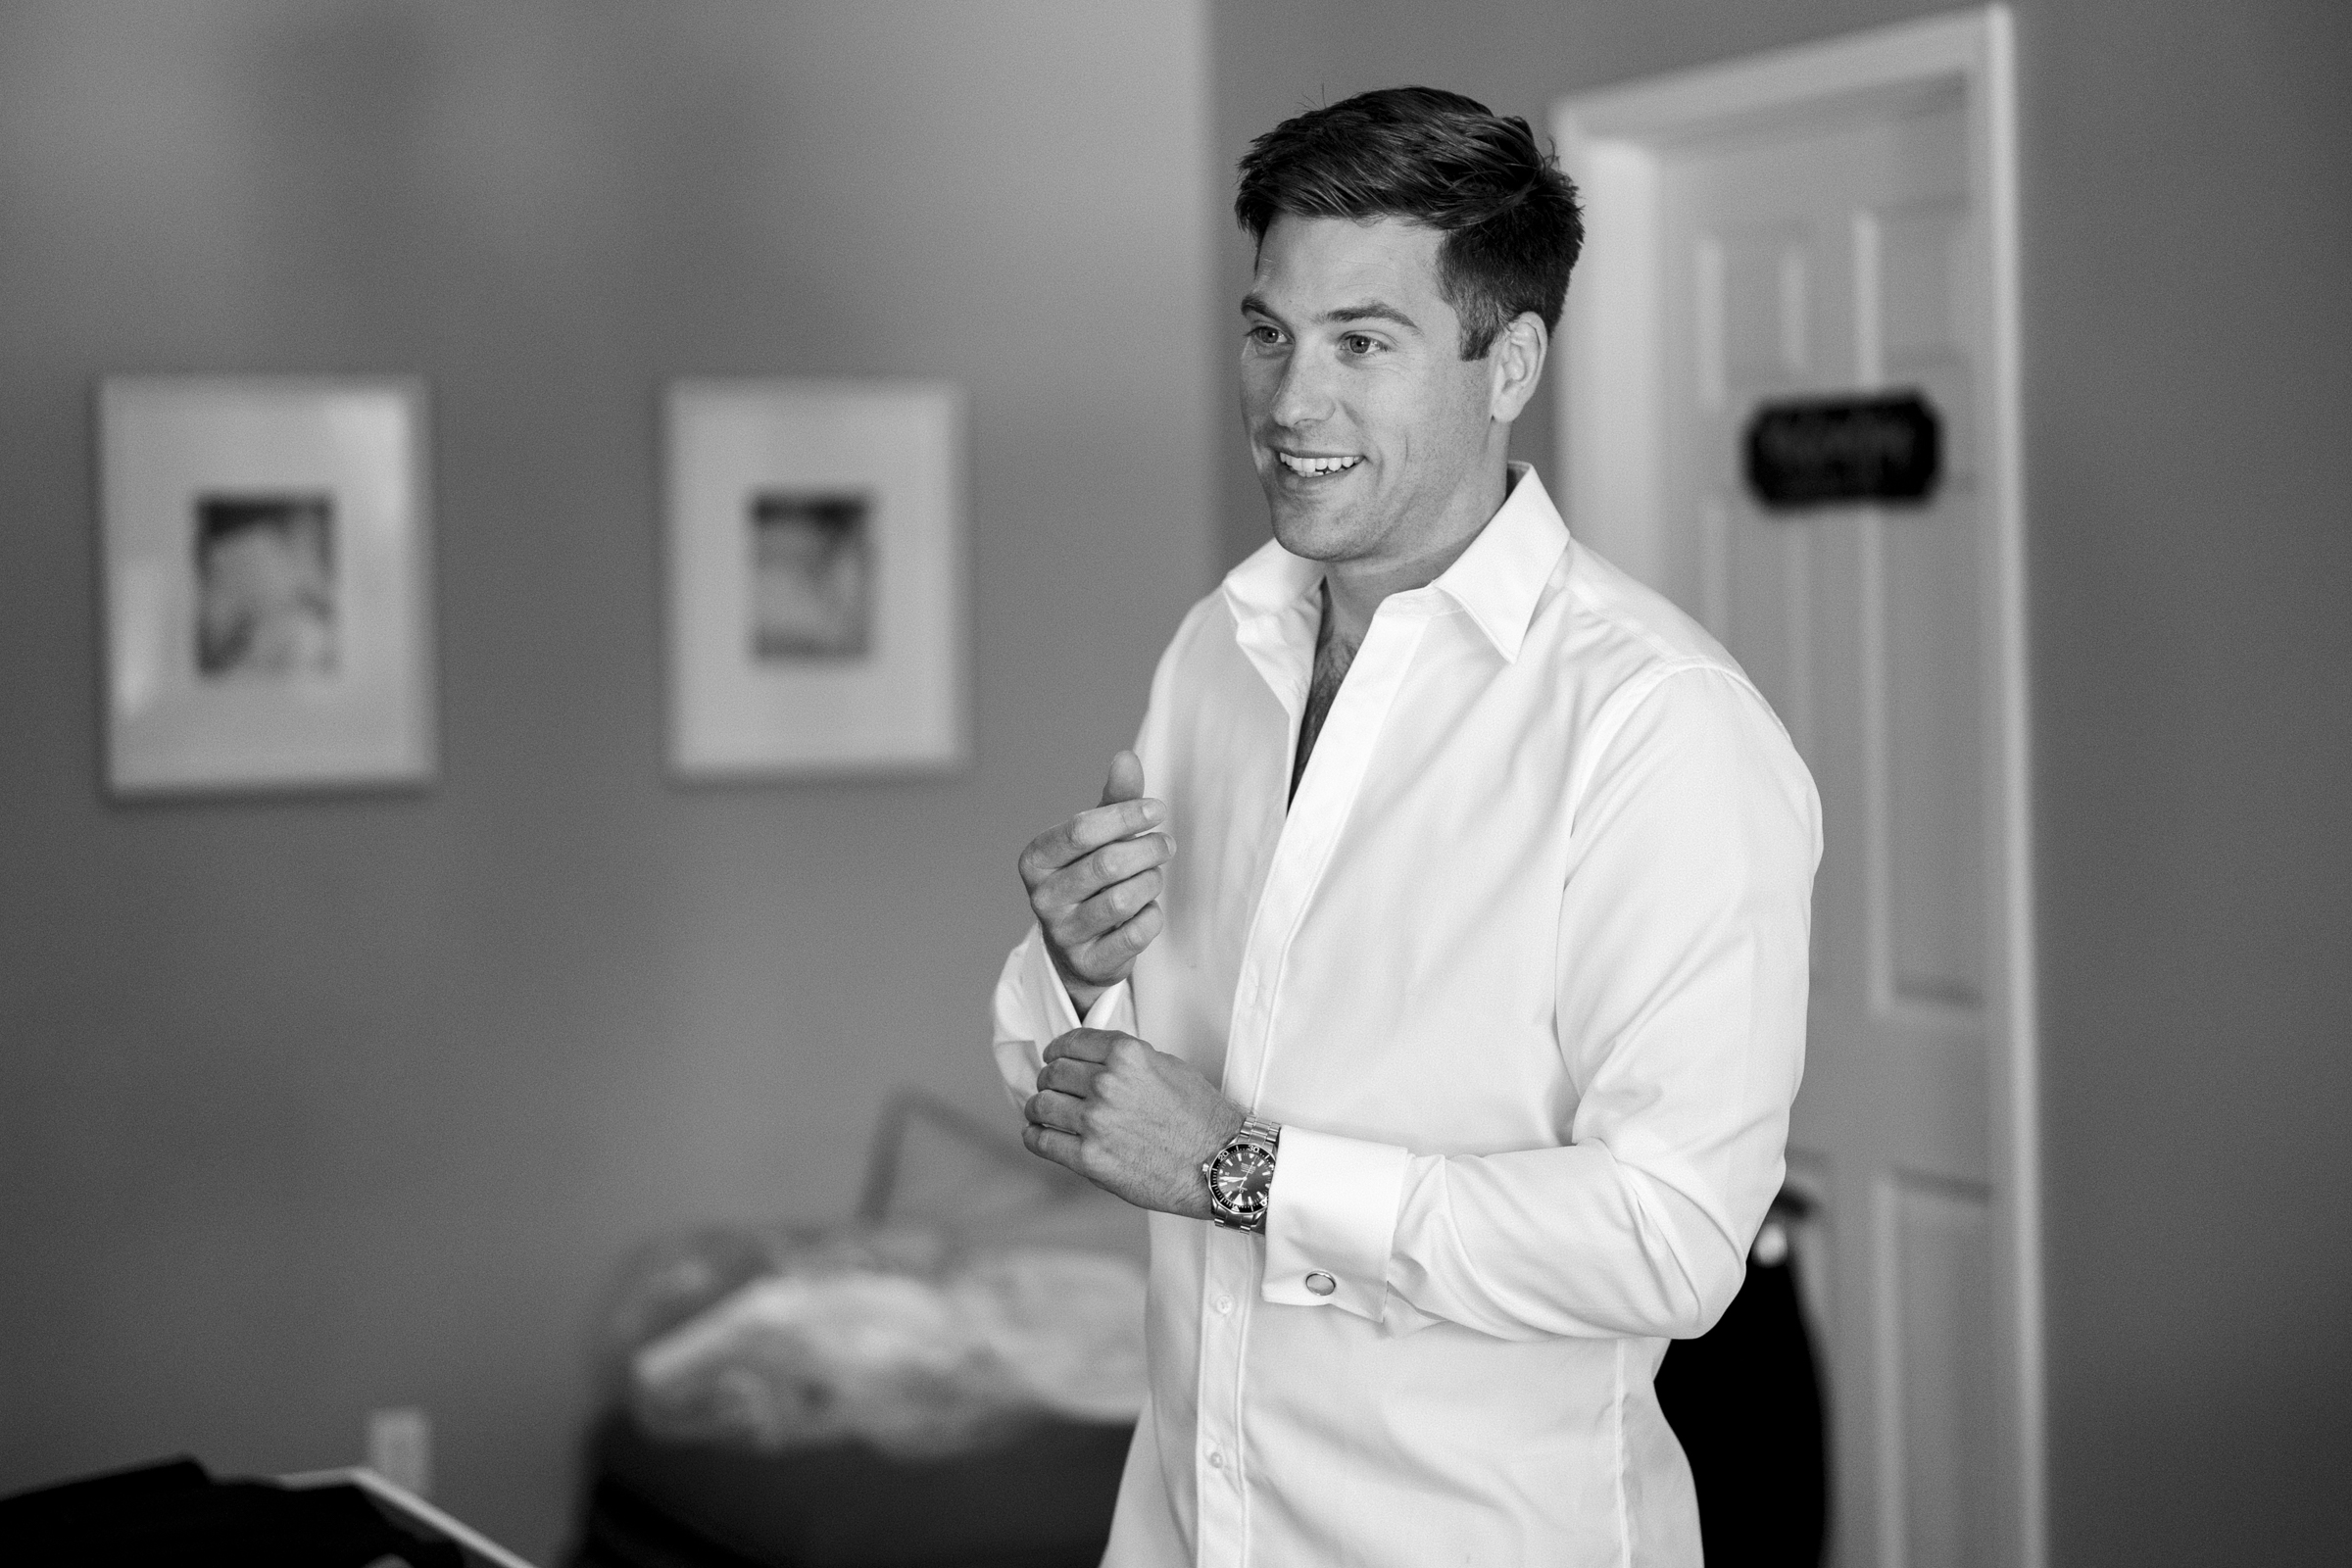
[1488, 312, 1548, 423]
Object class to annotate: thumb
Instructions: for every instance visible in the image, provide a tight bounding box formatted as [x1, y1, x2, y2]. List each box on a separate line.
[1099, 749, 1146, 808]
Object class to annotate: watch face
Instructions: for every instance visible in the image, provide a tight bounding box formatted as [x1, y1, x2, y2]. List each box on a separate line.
[1210, 1143, 1276, 1218]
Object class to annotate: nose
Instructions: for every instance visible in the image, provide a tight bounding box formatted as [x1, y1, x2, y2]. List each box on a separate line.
[1267, 347, 1335, 432]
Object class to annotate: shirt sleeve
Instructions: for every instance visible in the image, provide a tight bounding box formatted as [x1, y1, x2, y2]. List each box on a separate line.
[990, 925, 1139, 1110]
[1261, 664, 1822, 1341]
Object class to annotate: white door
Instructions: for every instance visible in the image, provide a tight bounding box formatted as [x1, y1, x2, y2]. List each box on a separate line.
[1555, 13, 2040, 1568]
[1665, 90, 1999, 1568]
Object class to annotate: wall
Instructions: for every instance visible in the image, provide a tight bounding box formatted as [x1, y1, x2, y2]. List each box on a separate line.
[0, 2, 1214, 1557]
[1210, 2, 2352, 1564]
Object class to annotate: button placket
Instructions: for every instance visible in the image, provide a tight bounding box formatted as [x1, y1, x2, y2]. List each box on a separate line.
[1193, 1229, 1251, 1563]
[1223, 604, 1435, 1114]
[1200, 596, 1433, 1567]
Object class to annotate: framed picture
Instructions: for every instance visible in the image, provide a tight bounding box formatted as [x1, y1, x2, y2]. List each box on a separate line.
[98, 377, 435, 797]
[664, 379, 967, 779]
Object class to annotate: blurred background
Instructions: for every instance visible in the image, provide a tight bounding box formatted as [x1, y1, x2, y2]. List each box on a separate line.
[0, 2, 2345, 1564]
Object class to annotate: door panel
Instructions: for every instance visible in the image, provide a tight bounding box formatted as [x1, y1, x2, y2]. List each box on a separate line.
[1659, 94, 1996, 1568]
[1878, 500, 1984, 1011]
[1886, 1176, 1999, 1568]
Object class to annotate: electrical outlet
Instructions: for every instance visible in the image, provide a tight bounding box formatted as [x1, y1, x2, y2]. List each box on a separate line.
[366, 1407, 432, 1499]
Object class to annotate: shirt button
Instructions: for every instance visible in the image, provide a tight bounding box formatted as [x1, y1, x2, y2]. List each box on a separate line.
[1304, 1271, 1337, 1297]
[1215, 1294, 1235, 1315]
[1206, 1448, 1225, 1470]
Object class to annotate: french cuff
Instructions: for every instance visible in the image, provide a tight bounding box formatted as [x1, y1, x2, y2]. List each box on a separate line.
[1014, 925, 1137, 1039]
[1261, 1126, 1410, 1322]
[995, 932, 1136, 1109]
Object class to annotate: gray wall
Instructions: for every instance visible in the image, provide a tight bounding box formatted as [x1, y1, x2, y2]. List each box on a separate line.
[1211, 1, 2352, 1562]
[0, 2, 1213, 1557]
[5, 3, 2345, 1561]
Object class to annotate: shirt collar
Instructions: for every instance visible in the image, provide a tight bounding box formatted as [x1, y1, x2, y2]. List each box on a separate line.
[1218, 463, 1569, 663]
[1426, 464, 1569, 661]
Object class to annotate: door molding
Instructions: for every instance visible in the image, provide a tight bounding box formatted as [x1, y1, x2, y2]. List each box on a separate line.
[1551, 11, 2039, 1567]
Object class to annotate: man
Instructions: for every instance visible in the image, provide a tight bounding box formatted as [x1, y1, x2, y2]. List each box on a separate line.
[992, 87, 1820, 1566]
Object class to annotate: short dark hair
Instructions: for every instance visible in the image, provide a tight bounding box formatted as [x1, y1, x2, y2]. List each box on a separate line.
[1235, 86, 1584, 360]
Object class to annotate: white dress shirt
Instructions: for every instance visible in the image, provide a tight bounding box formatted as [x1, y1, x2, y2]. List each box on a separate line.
[992, 466, 1821, 1568]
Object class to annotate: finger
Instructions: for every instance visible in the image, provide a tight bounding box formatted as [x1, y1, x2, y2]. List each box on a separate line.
[1021, 1121, 1084, 1170]
[1022, 800, 1168, 885]
[1043, 1028, 1122, 1065]
[1089, 832, 1177, 887]
[1068, 865, 1162, 934]
[1025, 1089, 1088, 1135]
[1072, 902, 1163, 971]
[1038, 833, 1173, 916]
[1035, 1056, 1102, 1098]
[1066, 800, 1170, 861]
[1099, 750, 1146, 808]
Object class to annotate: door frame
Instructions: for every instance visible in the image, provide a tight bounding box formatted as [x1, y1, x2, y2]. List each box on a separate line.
[1550, 10, 2039, 1567]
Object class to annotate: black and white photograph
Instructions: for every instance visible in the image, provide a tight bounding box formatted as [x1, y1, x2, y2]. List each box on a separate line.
[193, 492, 339, 678]
[4, 6, 2347, 1568]
[748, 489, 872, 662]
[97, 375, 434, 797]
[665, 378, 963, 780]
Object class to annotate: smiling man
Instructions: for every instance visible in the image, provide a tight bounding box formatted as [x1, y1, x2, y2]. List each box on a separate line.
[992, 87, 1822, 1566]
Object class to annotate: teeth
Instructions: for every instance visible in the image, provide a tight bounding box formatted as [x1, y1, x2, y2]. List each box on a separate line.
[1278, 453, 1361, 476]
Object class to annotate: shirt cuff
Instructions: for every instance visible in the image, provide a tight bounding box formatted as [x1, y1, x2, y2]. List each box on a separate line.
[1262, 1125, 1410, 1322]
[1084, 981, 1136, 1034]
[992, 930, 1140, 1110]
[1017, 924, 1136, 1036]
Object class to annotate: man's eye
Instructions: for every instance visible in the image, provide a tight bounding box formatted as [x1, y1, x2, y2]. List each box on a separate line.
[1343, 334, 1381, 355]
[1248, 324, 1284, 346]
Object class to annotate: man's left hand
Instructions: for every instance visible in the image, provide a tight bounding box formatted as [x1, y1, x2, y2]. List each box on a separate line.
[1024, 1029, 1245, 1221]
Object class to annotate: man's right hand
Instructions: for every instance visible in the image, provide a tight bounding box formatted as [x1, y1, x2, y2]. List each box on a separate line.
[1018, 750, 1173, 1015]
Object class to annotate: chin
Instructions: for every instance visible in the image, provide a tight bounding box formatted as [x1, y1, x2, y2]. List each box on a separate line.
[1263, 493, 1356, 563]
[1267, 511, 1348, 563]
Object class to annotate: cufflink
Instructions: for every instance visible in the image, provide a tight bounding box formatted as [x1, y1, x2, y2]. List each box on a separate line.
[1304, 1271, 1337, 1297]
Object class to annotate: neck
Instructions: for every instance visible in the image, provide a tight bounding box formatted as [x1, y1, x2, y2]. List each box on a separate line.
[1322, 454, 1513, 645]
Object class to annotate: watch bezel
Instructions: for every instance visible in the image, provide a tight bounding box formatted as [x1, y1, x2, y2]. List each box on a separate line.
[1202, 1121, 1280, 1231]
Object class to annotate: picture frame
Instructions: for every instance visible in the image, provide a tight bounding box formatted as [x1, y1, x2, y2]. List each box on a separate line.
[97, 376, 436, 797]
[664, 378, 967, 780]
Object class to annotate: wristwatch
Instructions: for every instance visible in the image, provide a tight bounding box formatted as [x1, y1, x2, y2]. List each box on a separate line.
[1201, 1116, 1282, 1232]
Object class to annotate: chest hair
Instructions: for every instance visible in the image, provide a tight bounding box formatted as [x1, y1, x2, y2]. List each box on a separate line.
[1289, 586, 1361, 804]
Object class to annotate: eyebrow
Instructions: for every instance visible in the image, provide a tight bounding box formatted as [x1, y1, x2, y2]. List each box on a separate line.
[1241, 293, 1421, 333]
